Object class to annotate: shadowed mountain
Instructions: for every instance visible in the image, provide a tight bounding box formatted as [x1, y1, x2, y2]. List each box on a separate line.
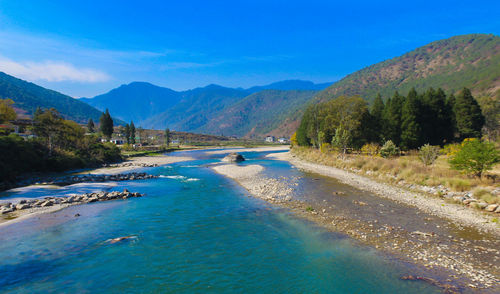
[0, 72, 119, 124]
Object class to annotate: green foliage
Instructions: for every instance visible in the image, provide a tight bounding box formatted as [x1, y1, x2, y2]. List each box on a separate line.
[87, 118, 95, 133]
[449, 139, 500, 177]
[124, 124, 131, 144]
[99, 109, 114, 139]
[400, 88, 421, 150]
[165, 128, 171, 147]
[130, 121, 136, 144]
[454, 88, 485, 140]
[380, 140, 399, 158]
[418, 144, 441, 166]
[0, 98, 17, 123]
[296, 96, 369, 149]
[331, 125, 351, 155]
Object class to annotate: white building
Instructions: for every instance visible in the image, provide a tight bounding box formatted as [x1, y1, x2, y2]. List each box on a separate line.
[278, 137, 288, 144]
[265, 136, 275, 143]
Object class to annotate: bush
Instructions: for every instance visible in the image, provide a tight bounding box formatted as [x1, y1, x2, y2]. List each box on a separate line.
[320, 142, 331, 153]
[361, 143, 380, 156]
[419, 144, 440, 165]
[449, 138, 500, 177]
[380, 140, 399, 158]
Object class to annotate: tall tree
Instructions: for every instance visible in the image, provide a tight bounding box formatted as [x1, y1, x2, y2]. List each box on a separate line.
[370, 93, 385, 143]
[87, 118, 95, 133]
[400, 88, 422, 150]
[0, 99, 17, 123]
[33, 108, 64, 155]
[382, 92, 403, 145]
[99, 109, 114, 139]
[454, 88, 485, 139]
[165, 128, 171, 147]
[130, 121, 136, 144]
[124, 124, 131, 144]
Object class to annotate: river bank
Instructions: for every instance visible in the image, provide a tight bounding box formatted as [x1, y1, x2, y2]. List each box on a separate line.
[0, 154, 193, 227]
[212, 153, 500, 292]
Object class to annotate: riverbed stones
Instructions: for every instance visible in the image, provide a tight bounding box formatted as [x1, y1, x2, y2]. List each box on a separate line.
[485, 204, 498, 212]
[28, 172, 158, 187]
[222, 153, 245, 163]
[0, 190, 144, 217]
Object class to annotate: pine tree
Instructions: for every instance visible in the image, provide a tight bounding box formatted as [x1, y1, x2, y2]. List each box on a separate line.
[165, 128, 170, 147]
[130, 121, 136, 144]
[382, 92, 403, 145]
[401, 88, 421, 150]
[87, 118, 95, 133]
[124, 124, 131, 144]
[99, 109, 114, 139]
[370, 93, 385, 143]
[454, 88, 485, 139]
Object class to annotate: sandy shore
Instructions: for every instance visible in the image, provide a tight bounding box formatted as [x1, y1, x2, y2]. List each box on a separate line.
[81, 155, 193, 175]
[269, 151, 499, 236]
[205, 146, 289, 155]
[0, 204, 74, 227]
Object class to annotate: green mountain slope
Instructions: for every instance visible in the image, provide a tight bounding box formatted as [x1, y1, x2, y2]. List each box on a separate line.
[141, 84, 249, 130]
[316, 34, 500, 103]
[0, 72, 119, 124]
[195, 90, 317, 137]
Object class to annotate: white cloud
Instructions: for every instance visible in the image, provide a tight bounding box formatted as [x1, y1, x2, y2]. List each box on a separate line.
[0, 56, 110, 83]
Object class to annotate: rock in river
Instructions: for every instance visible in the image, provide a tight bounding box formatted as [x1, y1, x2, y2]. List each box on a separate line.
[222, 152, 245, 163]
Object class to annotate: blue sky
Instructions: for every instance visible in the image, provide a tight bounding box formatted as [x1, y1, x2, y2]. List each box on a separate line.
[0, 0, 499, 97]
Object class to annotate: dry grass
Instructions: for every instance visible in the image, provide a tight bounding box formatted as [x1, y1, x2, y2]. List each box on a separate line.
[292, 147, 499, 202]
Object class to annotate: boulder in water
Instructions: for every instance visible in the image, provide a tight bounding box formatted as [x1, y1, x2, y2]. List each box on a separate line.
[222, 152, 245, 163]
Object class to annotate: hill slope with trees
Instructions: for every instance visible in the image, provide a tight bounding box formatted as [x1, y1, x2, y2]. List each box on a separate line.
[0, 72, 117, 124]
[315, 34, 500, 103]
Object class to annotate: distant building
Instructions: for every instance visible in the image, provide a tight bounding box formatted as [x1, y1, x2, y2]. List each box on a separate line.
[110, 139, 125, 145]
[278, 137, 288, 144]
[265, 136, 275, 143]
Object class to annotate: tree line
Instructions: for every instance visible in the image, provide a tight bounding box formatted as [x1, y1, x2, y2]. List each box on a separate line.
[296, 87, 486, 151]
[0, 104, 122, 189]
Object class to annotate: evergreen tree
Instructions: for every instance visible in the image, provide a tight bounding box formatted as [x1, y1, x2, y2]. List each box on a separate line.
[401, 88, 421, 150]
[370, 93, 385, 143]
[124, 124, 131, 144]
[130, 121, 136, 144]
[454, 88, 485, 139]
[420, 88, 454, 145]
[87, 118, 95, 133]
[382, 92, 403, 145]
[99, 109, 114, 139]
[165, 128, 170, 147]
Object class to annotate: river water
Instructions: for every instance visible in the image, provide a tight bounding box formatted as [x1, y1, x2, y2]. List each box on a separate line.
[0, 149, 440, 293]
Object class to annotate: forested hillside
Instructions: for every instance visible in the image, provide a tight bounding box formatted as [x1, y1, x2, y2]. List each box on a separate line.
[0, 72, 115, 124]
[315, 34, 500, 103]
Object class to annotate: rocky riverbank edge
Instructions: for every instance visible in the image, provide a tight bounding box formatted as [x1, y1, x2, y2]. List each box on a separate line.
[212, 163, 500, 292]
[270, 152, 500, 236]
[0, 190, 143, 226]
[15, 172, 158, 187]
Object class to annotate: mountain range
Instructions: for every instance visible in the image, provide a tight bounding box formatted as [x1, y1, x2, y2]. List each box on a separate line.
[81, 80, 330, 137]
[1, 34, 498, 139]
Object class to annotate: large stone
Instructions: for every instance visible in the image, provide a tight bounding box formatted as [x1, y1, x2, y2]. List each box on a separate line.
[15, 203, 31, 210]
[222, 152, 245, 163]
[485, 204, 498, 212]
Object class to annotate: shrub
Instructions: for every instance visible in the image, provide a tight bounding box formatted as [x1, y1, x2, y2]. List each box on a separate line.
[449, 138, 500, 177]
[361, 143, 380, 156]
[380, 140, 399, 158]
[320, 142, 331, 153]
[418, 144, 440, 165]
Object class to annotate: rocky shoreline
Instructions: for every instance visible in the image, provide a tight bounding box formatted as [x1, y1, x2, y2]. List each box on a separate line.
[212, 159, 500, 292]
[23, 172, 158, 187]
[0, 189, 144, 221]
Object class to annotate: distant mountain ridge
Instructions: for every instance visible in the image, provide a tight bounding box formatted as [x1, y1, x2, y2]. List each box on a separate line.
[81, 80, 331, 137]
[0, 72, 121, 124]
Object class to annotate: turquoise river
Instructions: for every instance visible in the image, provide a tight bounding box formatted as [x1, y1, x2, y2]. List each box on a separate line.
[0, 149, 440, 293]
